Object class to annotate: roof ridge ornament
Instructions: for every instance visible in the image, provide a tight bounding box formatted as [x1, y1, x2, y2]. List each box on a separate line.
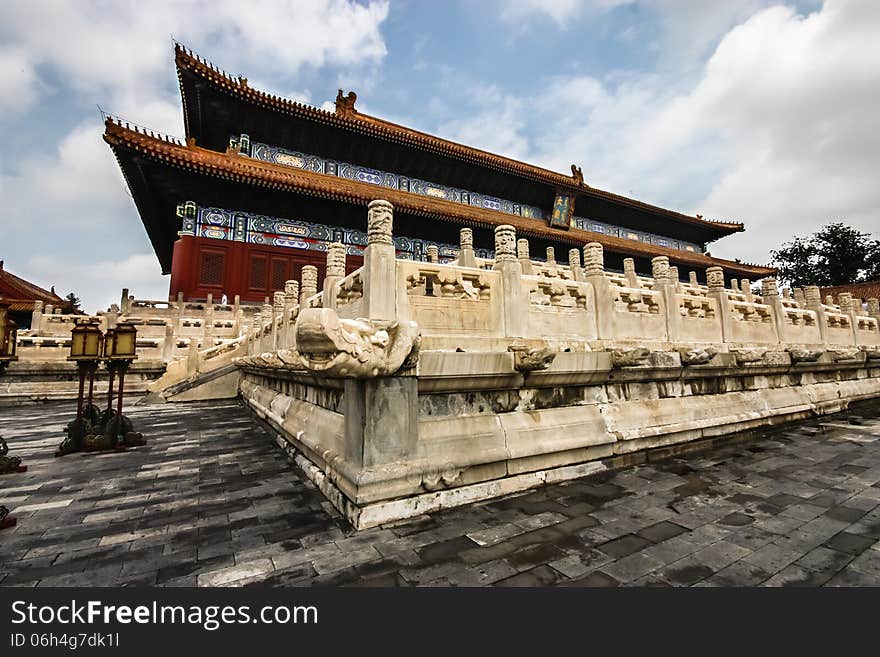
[570, 164, 585, 187]
[335, 89, 357, 118]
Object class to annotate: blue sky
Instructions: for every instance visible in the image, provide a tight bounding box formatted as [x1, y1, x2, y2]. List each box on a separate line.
[2, 0, 877, 312]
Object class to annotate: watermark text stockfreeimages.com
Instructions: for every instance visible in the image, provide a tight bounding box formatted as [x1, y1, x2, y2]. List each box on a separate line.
[11, 600, 318, 632]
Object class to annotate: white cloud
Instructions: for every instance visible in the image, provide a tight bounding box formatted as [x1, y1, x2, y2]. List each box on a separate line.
[501, 0, 628, 26]
[0, 47, 39, 118]
[0, 0, 390, 120]
[23, 254, 170, 315]
[1, 0, 391, 310]
[449, 0, 879, 267]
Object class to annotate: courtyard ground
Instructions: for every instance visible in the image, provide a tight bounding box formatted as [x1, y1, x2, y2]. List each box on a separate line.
[1, 398, 879, 587]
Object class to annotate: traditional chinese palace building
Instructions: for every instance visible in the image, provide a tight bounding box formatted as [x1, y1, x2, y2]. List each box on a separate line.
[0, 260, 72, 329]
[104, 44, 773, 304]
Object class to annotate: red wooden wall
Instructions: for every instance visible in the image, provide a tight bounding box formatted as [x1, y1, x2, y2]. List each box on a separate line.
[169, 236, 363, 303]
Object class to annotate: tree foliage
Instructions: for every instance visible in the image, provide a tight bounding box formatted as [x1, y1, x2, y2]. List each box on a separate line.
[65, 292, 81, 311]
[770, 223, 880, 288]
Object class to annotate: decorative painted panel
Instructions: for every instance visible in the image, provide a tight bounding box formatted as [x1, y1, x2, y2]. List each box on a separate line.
[239, 136, 705, 254]
[550, 192, 575, 229]
[182, 204, 494, 263]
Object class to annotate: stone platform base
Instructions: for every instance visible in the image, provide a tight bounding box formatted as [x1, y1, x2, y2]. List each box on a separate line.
[241, 361, 880, 529]
[0, 361, 166, 406]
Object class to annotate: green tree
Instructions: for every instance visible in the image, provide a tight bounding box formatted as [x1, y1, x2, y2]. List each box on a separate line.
[65, 292, 81, 312]
[770, 223, 880, 288]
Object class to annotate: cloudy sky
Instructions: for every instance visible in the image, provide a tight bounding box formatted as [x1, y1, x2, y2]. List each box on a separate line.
[2, 0, 878, 312]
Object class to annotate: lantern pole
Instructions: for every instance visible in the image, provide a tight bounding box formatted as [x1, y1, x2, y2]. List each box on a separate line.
[0, 300, 25, 534]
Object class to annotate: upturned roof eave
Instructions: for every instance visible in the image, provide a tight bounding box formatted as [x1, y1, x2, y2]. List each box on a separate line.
[172, 43, 744, 238]
[104, 118, 775, 278]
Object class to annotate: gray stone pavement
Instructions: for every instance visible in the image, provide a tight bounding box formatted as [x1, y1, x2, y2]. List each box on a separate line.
[1, 398, 880, 587]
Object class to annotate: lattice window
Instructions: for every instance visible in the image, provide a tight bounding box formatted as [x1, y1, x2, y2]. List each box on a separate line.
[271, 258, 287, 291]
[250, 256, 267, 290]
[199, 251, 224, 286]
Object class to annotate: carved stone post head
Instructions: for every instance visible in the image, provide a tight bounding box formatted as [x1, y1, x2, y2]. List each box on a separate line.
[706, 266, 725, 289]
[825, 295, 834, 306]
[651, 256, 669, 283]
[301, 265, 318, 295]
[494, 225, 517, 262]
[426, 245, 439, 263]
[623, 258, 635, 276]
[460, 228, 473, 249]
[284, 280, 299, 303]
[569, 248, 581, 269]
[273, 292, 285, 311]
[326, 242, 346, 278]
[804, 285, 821, 305]
[517, 238, 530, 260]
[689, 271, 698, 285]
[262, 303, 273, 318]
[367, 199, 394, 245]
[546, 247, 556, 265]
[838, 293, 853, 313]
[793, 288, 805, 303]
[668, 266, 679, 284]
[867, 298, 880, 314]
[782, 287, 791, 299]
[730, 279, 740, 292]
[583, 242, 604, 276]
[761, 278, 779, 298]
[740, 279, 751, 296]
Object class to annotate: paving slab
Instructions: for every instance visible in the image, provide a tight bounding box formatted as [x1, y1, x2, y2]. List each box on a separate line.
[4, 398, 880, 586]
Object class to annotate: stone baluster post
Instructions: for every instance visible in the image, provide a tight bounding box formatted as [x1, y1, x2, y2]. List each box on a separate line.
[688, 271, 698, 287]
[162, 323, 175, 361]
[651, 256, 670, 286]
[706, 267, 733, 342]
[739, 279, 752, 303]
[793, 288, 805, 307]
[782, 287, 792, 300]
[517, 238, 534, 275]
[283, 280, 299, 348]
[762, 278, 786, 344]
[120, 288, 130, 315]
[652, 256, 675, 341]
[342, 201, 418, 475]
[568, 248, 584, 281]
[300, 265, 318, 308]
[868, 298, 880, 323]
[426, 245, 439, 264]
[324, 242, 346, 310]
[458, 228, 477, 268]
[203, 294, 214, 347]
[261, 302, 273, 352]
[730, 279, 740, 294]
[584, 242, 611, 339]
[623, 258, 639, 289]
[546, 247, 556, 267]
[31, 300, 43, 336]
[272, 292, 285, 350]
[493, 225, 527, 338]
[668, 266, 681, 292]
[362, 199, 398, 321]
[175, 292, 185, 335]
[105, 304, 119, 331]
[838, 293, 859, 345]
[187, 336, 200, 376]
[804, 285, 828, 344]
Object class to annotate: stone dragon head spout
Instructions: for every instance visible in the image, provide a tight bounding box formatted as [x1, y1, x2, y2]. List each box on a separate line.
[295, 307, 420, 378]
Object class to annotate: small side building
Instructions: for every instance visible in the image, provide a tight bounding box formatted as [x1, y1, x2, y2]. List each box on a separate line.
[0, 260, 72, 330]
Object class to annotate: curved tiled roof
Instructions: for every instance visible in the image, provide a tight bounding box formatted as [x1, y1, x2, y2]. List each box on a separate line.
[173, 44, 744, 238]
[103, 118, 774, 278]
[0, 261, 68, 312]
